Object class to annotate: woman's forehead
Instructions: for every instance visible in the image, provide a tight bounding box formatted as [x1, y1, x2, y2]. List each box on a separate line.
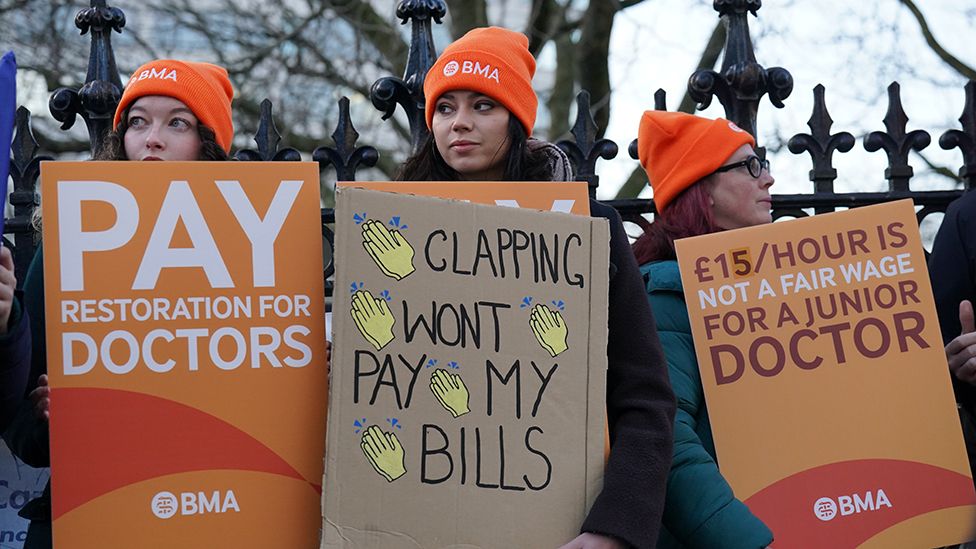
[438, 90, 493, 102]
[725, 143, 755, 161]
[129, 95, 195, 114]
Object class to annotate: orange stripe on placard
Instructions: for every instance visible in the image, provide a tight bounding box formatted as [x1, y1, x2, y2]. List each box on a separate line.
[51, 387, 316, 519]
[744, 459, 976, 548]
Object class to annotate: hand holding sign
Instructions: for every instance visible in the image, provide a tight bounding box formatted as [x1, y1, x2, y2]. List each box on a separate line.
[946, 300, 976, 385]
[530, 304, 568, 357]
[361, 425, 406, 482]
[350, 289, 395, 350]
[361, 219, 415, 280]
[430, 369, 470, 418]
[30, 374, 49, 421]
[0, 247, 16, 334]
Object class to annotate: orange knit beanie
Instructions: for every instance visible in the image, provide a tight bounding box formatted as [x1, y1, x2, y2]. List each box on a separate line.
[637, 111, 755, 212]
[424, 27, 537, 134]
[113, 59, 235, 153]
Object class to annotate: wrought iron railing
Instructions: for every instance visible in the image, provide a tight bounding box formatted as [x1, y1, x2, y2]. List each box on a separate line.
[5, 0, 975, 298]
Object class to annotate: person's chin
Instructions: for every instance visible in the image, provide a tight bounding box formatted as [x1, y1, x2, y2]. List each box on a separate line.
[451, 161, 485, 178]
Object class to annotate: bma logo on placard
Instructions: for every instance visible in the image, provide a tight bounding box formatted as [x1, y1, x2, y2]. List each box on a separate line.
[813, 489, 892, 522]
[151, 490, 240, 519]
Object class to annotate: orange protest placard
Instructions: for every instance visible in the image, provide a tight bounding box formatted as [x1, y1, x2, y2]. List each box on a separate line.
[339, 181, 591, 215]
[675, 200, 976, 548]
[42, 162, 328, 548]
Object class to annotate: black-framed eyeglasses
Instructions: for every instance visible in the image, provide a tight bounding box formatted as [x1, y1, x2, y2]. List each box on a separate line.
[713, 155, 770, 179]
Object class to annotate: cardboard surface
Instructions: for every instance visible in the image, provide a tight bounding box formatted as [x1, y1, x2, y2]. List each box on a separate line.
[340, 181, 590, 215]
[323, 187, 608, 548]
[42, 162, 328, 548]
[675, 200, 976, 548]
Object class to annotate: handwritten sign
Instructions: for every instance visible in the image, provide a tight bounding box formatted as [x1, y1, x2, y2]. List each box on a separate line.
[675, 200, 976, 548]
[323, 187, 607, 548]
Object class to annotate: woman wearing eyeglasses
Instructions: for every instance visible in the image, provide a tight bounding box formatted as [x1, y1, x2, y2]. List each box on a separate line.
[631, 111, 774, 549]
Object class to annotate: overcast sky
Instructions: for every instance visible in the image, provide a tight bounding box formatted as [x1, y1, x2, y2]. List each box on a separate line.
[592, 0, 974, 201]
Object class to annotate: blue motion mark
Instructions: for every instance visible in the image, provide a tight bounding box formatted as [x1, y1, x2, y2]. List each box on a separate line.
[353, 212, 367, 225]
[388, 216, 408, 230]
[520, 296, 534, 309]
[353, 417, 368, 434]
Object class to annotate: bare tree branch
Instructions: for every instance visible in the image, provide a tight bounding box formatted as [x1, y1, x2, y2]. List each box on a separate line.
[0, 0, 31, 15]
[31, 126, 91, 154]
[526, 0, 570, 56]
[330, 0, 408, 76]
[577, 0, 615, 137]
[618, 0, 648, 9]
[915, 149, 963, 185]
[614, 19, 726, 199]
[547, 30, 576, 139]
[678, 20, 726, 114]
[898, 0, 975, 81]
[446, 0, 487, 39]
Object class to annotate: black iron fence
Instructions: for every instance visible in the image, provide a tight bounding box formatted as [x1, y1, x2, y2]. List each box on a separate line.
[4, 0, 975, 296]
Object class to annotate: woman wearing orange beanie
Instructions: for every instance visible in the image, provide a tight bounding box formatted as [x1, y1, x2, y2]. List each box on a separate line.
[632, 111, 775, 549]
[400, 27, 676, 549]
[5, 59, 236, 549]
[399, 26, 554, 181]
[96, 59, 234, 160]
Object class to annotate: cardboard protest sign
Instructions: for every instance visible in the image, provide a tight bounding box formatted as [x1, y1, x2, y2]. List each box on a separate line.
[340, 181, 590, 215]
[675, 199, 976, 548]
[323, 187, 608, 548]
[41, 162, 328, 548]
[0, 444, 47, 543]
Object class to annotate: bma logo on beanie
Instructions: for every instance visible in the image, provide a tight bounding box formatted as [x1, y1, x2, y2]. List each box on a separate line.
[443, 58, 500, 83]
[135, 67, 178, 83]
[728, 121, 745, 133]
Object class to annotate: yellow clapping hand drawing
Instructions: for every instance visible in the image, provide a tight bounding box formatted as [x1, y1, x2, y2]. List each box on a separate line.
[361, 425, 406, 482]
[350, 289, 395, 350]
[430, 369, 470, 418]
[361, 219, 415, 280]
[529, 303, 569, 357]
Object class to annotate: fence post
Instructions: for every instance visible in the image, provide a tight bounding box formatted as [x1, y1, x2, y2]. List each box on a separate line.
[688, 0, 793, 146]
[47, 0, 125, 157]
[369, 0, 447, 153]
[864, 82, 931, 192]
[7, 107, 51, 283]
[940, 80, 976, 190]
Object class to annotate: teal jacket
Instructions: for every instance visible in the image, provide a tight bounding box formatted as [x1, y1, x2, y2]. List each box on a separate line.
[641, 260, 772, 549]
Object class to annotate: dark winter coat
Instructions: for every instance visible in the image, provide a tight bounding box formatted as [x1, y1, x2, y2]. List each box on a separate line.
[641, 260, 772, 549]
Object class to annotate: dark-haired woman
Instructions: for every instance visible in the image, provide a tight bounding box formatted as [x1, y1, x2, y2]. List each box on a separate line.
[5, 59, 235, 549]
[400, 27, 676, 549]
[633, 111, 775, 549]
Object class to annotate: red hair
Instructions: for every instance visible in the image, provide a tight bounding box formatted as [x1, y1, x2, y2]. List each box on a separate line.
[633, 180, 721, 264]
